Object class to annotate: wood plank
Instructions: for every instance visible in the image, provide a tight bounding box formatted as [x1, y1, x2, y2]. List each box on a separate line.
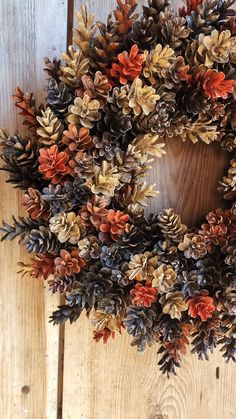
[62, 1, 236, 418]
[0, 1, 68, 418]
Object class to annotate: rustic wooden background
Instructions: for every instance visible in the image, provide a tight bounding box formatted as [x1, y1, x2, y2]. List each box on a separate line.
[0, 1, 235, 418]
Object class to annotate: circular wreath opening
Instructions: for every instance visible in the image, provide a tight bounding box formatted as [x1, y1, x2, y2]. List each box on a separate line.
[1, 0, 236, 376]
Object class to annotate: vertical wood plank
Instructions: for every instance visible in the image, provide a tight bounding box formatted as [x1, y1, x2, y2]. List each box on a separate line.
[62, 1, 236, 418]
[0, 1, 68, 418]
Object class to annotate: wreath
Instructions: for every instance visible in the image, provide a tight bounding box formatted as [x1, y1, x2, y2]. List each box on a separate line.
[1, 0, 236, 376]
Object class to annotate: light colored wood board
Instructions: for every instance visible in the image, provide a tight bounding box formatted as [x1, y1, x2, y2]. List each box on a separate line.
[0, 1, 68, 418]
[63, 313, 236, 419]
[62, 1, 236, 419]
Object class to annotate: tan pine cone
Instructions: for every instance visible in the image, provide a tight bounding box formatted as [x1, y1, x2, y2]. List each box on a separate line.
[178, 233, 207, 259]
[127, 251, 158, 281]
[128, 78, 160, 116]
[85, 161, 121, 197]
[77, 236, 101, 260]
[159, 291, 188, 319]
[195, 29, 235, 67]
[68, 95, 101, 128]
[73, 5, 97, 57]
[91, 310, 122, 332]
[49, 212, 85, 244]
[222, 239, 236, 266]
[60, 46, 89, 88]
[152, 264, 177, 292]
[143, 44, 175, 84]
[158, 208, 187, 242]
[37, 108, 63, 145]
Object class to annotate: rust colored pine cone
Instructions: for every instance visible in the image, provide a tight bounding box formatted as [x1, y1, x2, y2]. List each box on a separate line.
[54, 249, 86, 276]
[22, 188, 50, 220]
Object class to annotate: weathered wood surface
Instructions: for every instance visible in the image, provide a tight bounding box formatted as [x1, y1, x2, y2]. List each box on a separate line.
[0, 0, 236, 418]
[0, 1, 68, 418]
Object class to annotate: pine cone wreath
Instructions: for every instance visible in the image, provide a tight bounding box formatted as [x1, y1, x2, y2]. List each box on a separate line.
[1, 0, 236, 377]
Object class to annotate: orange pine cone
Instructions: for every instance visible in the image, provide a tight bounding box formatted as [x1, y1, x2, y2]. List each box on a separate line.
[130, 283, 157, 307]
[110, 44, 144, 84]
[114, 0, 138, 34]
[38, 144, 71, 184]
[99, 209, 130, 241]
[54, 249, 86, 276]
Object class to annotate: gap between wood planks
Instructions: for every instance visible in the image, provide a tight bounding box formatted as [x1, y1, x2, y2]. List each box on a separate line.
[57, 2, 75, 418]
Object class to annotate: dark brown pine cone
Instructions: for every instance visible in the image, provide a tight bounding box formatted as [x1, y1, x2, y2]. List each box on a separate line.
[103, 107, 132, 139]
[129, 17, 157, 51]
[143, 0, 170, 22]
[89, 20, 120, 71]
[97, 289, 127, 315]
[93, 133, 120, 161]
[185, 2, 219, 37]
[191, 317, 223, 360]
[44, 57, 62, 83]
[157, 10, 190, 50]
[46, 80, 73, 118]
[176, 86, 210, 115]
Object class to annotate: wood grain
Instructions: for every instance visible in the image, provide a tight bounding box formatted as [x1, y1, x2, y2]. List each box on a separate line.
[0, 1, 68, 418]
[62, 1, 236, 419]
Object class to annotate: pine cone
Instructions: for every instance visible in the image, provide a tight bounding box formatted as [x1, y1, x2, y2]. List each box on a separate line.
[49, 212, 85, 244]
[77, 72, 111, 105]
[13, 87, 37, 132]
[218, 157, 236, 201]
[222, 239, 236, 266]
[54, 249, 85, 276]
[48, 275, 74, 294]
[124, 305, 156, 351]
[36, 108, 63, 146]
[93, 133, 120, 161]
[176, 85, 209, 115]
[158, 208, 187, 242]
[109, 44, 144, 84]
[73, 263, 113, 307]
[128, 78, 160, 116]
[178, 233, 207, 259]
[0, 133, 40, 189]
[89, 20, 120, 71]
[50, 303, 82, 325]
[80, 195, 109, 230]
[44, 57, 62, 83]
[157, 10, 190, 49]
[185, 1, 219, 36]
[38, 145, 70, 184]
[62, 125, 93, 152]
[143, 0, 170, 21]
[62, 179, 91, 209]
[159, 291, 188, 319]
[100, 243, 129, 269]
[127, 251, 158, 281]
[102, 106, 132, 139]
[22, 188, 50, 220]
[99, 209, 130, 242]
[195, 29, 234, 67]
[24, 226, 61, 254]
[129, 17, 157, 51]
[85, 161, 121, 197]
[111, 262, 130, 287]
[60, 46, 89, 89]
[143, 44, 175, 84]
[73, 5, 97, 56]
[78, 236, 101, 260]
[46, 80, 73, 118]
[42, 184, 68, 214]
[113, 0, 138, 35]
[152, 263, 177, 292]
[68, 95, 101, 129]
[97, 289, 126, 316]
